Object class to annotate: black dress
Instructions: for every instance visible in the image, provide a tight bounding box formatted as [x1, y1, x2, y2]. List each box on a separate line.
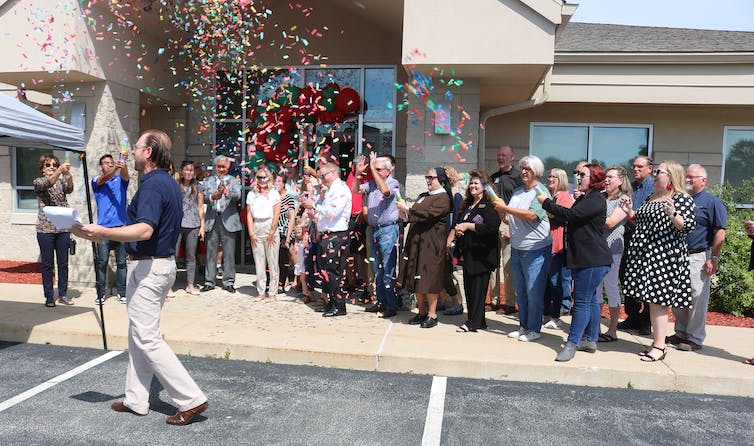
[623, 194, 696, 308]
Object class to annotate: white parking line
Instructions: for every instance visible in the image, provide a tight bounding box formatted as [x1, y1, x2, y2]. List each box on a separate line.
[421, 376, 447, 446]
[0, 350, 124, 413]
[375, 318, 394, 369]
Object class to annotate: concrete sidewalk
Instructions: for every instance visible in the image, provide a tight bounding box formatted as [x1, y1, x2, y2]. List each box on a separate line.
[1, 274, 752, 397]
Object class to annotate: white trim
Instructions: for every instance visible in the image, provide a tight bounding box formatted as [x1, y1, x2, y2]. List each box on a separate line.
[530, 122, 654, 161]
[721, 125, 754, 187]
[555, 52, 754, 65]
[421, 376, 447, 446]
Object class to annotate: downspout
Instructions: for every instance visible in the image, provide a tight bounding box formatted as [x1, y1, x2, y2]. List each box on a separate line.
[477, 66, 552, 169]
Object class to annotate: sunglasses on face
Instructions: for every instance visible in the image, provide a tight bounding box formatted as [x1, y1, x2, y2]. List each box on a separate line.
[256, 176, 268, 181]
[576, 172, 590, 178]
[652, 169, 669, 176]
[44, 162, 59, 168]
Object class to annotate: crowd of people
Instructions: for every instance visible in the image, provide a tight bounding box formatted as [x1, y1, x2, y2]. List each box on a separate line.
[36, 141, 748, 364]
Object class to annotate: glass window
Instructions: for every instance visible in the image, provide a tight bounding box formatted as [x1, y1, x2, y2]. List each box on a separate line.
[304, 68, 360, 90]
[723, 127, 754, 188]
[214, 122, 244, 178]
[362, 122, 393, 157]
[215, 71, 244, 120]
[365, 68, 395, 122]
[592, 126, 650, 170]
[531, 125, 588, 173]
[14, 147, 48, 210]
[531, 124, 651, 174]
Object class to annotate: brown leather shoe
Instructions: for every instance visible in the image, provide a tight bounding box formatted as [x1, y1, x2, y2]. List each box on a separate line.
[166, 401, 208, 426]
[111, 401, 146, 416]
[380, 309, 397, 318]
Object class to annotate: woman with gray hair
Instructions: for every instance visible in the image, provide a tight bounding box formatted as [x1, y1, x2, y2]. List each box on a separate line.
[493, 155, 552, 342]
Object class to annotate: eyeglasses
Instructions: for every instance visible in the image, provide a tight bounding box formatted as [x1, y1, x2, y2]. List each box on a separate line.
[547, 175, 558, 179]
[686, 175, 705, 179]
[132, 144, 148, 151]
[521, 167, 534, 173]
[424, 175, 438, 181]
[632, 164, 649, 169]
[576, 172, 590, 178]
[44, 162, 59, 168]
[652, 169, 669, 176]
[374, 167, 386, 172]
[319, 170, 334, 180]
[101, 162, 114, 166]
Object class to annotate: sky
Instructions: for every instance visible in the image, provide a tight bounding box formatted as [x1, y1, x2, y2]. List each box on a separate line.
[570, 0, 754, 32]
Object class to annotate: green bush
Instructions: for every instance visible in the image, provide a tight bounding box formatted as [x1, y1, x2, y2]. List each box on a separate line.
[709, 181, 754, 317]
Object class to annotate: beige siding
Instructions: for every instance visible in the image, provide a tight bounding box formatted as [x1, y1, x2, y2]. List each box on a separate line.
[483, 103, 754, 184]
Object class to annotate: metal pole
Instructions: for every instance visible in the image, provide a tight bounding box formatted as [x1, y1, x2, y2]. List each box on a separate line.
[81, 153, 108, 350]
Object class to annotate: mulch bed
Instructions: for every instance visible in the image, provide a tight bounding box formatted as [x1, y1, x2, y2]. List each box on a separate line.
[2, 260, 753, 328]
[0, 261, 42, 285]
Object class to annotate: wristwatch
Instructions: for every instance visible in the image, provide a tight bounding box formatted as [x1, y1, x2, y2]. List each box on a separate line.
[711, 255, 719, 262]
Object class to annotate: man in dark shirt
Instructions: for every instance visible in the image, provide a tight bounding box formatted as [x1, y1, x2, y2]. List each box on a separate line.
[618, 155, 654, 334]
[74, 130, 208, 426]
[489, 145, 523, 314]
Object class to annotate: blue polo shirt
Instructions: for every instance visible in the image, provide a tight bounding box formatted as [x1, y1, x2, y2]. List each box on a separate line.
[125, 169, 183, 256]
[686, 190, 727, 251]
[92, 175, 128, 227]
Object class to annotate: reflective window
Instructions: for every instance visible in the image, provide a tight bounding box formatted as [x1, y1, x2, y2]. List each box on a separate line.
[14, 147, 49, 210]
[365, 68, 395, 122]
[723, 127, 754, 188]
[531, 124, 651, 174]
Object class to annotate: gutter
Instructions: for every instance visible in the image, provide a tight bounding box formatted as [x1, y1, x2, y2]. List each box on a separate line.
[477, 66, 552, 169]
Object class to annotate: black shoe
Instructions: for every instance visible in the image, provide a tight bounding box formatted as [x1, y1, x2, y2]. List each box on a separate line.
[315, 302, 333, 313]
[617, 319, 636, 331]
[420, 317, 438, 328]
[408, 313, 427, 325]
[200, 284, 215, 292]
[323, 307, 347, 317]
[665, 334, 683, 346]
[380, 309, 397, 318]
[222, 285, 236, 293]
[364, 303, 383, 313]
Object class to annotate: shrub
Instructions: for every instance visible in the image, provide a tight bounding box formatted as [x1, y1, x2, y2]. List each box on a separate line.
[708, 181, 754, 317]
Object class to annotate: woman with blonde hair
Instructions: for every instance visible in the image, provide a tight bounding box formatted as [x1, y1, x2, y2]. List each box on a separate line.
[596, 165, 632, 342]
[246, 166, 281, 301]
[543, 168, 573, 329]
[620, 160, 695, 362]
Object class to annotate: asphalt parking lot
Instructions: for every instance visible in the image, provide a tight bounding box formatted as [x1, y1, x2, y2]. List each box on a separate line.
[1, 342, 752, 446]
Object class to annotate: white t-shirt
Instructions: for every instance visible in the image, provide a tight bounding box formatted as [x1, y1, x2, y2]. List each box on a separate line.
[246, 189, 281, 220]
[508, 184, 552, 251]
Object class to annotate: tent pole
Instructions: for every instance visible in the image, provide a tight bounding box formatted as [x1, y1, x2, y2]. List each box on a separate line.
[81, 153, 108, 350]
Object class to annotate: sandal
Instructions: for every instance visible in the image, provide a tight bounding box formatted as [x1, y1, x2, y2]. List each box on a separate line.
[743, 358, 754, 366]
[640, 345, 667, 362]
[598, 333, 618, 343]
[456, 324, 475, 333]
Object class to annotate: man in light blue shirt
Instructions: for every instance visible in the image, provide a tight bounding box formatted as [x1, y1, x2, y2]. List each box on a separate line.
[92, 153, 130, 304]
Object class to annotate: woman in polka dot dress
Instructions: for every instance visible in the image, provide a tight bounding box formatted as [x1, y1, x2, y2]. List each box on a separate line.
[620, 160, 695, 362]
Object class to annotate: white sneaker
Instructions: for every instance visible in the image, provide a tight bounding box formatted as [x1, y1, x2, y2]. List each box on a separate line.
[519, 331, 541, 342]
[508, 328, 526, 338]
[544, 319, 562, 329]
[118, 295, 127, 304]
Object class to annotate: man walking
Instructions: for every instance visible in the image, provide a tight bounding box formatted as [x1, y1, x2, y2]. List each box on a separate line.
[73, 129, 208, 425]
[618, 155, 654, 335]
[92, 153, 129, 305]
[667, 164, 726, 352]
[352, 152, 402, 318]
[489, 145, 522, 314]
[201, 155, 242, 293]
[302, 161, 352, 317]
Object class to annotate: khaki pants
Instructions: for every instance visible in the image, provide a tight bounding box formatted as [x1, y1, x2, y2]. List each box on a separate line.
[672, 251, 710, 345]
[251, 218, 280, 297]
[489, 222, 515, 307]
[124, 257, 206, 414]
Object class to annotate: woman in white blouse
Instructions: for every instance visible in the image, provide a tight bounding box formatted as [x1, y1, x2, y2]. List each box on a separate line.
[246, 167, 281, 301]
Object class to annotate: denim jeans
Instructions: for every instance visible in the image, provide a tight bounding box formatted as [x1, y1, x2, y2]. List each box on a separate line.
[371, 223, 399, 310]
[96, 237, 127, 298]
[561, 263, 573, 311]
[568, 265, 611, 345]
[37, 232, 70, 302]
[511, 244, 551, 333]
[545, 252, 566, 319]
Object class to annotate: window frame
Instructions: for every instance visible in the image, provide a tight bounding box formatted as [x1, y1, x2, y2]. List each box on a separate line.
[721, 125, 754, 188]
[529, 122, 654, 167]
[12, 145, 53, 213]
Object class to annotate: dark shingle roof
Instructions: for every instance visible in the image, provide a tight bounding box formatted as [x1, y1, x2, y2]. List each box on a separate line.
[556, 22, 754, 53]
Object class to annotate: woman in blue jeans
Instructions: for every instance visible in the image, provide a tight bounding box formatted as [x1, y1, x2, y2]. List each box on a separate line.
[34, 154, 74, 307]
[493, 156, 552, 342]
[539, 163, 612, 361]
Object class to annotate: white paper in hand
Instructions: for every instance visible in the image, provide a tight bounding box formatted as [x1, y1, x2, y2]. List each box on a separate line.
[43, 206, 82, 230]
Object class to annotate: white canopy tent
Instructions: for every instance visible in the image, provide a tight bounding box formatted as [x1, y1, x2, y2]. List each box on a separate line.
[0, 93, 85, 151]
[0, 94, 110, 350]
